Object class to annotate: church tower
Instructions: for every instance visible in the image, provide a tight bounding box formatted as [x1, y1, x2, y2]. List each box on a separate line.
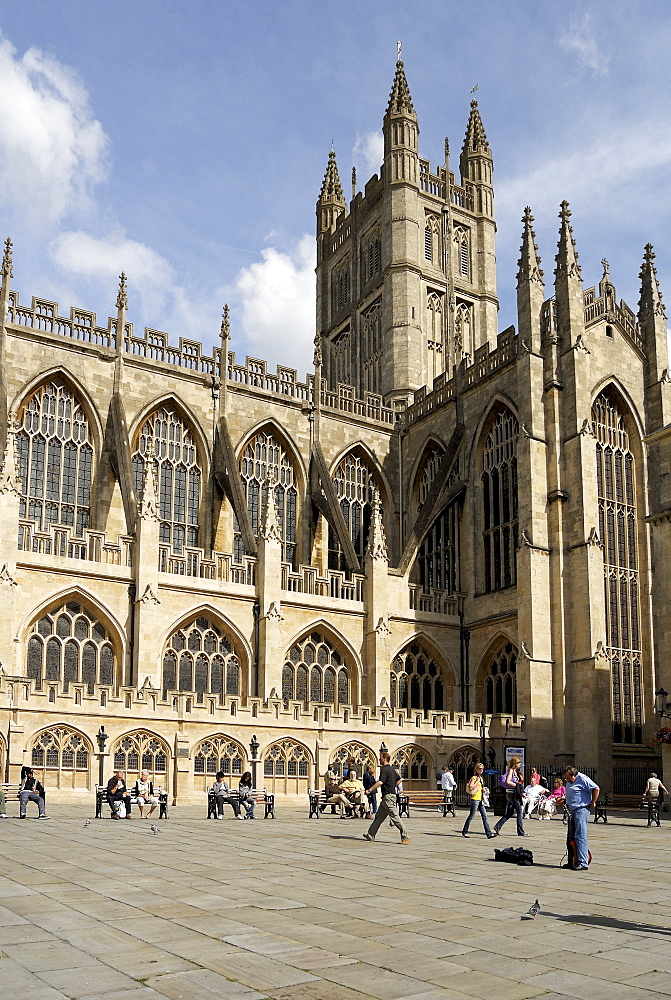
[315, 60, 500, 409]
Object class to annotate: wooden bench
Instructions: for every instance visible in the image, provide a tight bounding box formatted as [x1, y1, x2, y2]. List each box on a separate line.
[308, 789, 368, 819]
[397, 790, 456, 818]
[1, 781, 47, 816]
[95, 784, 169, 820]
[207, 788, 275, 819]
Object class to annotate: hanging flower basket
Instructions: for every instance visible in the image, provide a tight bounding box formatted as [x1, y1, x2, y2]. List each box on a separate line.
[653, 727, 671, 745]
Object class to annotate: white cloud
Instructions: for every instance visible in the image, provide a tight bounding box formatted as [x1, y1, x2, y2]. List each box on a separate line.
[558, 13, 610, 76]
[0, 35, 109, 229]
[234, 235, 316, 378]
[353, 130, 384, 180]
[497, 116, 671, 223]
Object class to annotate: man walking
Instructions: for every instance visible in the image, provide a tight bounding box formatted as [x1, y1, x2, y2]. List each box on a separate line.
[562, 766, 599, 871]
[363, 751, 410, 844]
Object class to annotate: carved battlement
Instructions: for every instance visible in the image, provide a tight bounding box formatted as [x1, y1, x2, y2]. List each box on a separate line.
[583, 287, 643, 353]
[17, 521, 133, 566]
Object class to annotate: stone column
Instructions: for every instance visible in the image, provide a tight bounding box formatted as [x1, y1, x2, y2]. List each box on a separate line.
[132, 442, 162, 690]
[256, 477, 284, 700]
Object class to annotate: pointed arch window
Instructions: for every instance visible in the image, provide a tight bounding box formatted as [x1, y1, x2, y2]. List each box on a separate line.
[30, 726, 90, 788]
[592, 391, 642, 744]
[132, 407, 201, 556]
[331, 327, 351, 388]
[328, 451, 378, 569]
[486, 642, 517, 715]
[234, 430, 297, 565]
[391, 745, 431, 782]
[112, 730, 168, 783]
[16, 380, 93, 542]
[193, 736, 245, 776]
[282, 631, 350, 707]
[482, 407, 519, 592]
[454, 301, 473, 361]
[333, 259, 350, 311]
[453, 226, 470, 279]
[426, 292, 444, 382]
[424, 215, 440, 264]
[26, 599, 116, 693]
[390, 642, 446, 714]
[362, 300, 382, 394]
[162, 615, 240, 703]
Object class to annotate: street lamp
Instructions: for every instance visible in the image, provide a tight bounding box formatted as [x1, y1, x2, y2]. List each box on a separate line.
[96, 726, 108, 788]
[655, 688, 671, 721]
[249, 734, 260, 788]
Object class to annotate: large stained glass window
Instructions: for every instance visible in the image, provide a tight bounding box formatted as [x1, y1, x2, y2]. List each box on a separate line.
[132, 406, 201, 555]
[16, 380, 93, 540]
[593, 391, 642, 744]
[234, 430, 297, 566]
[482, 407, 518, 591]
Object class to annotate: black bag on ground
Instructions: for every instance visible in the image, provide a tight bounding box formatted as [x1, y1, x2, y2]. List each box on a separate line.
[494, 846, 534, 866]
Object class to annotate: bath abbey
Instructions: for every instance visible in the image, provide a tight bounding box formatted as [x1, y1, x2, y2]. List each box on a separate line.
[0, 60, 670, 803]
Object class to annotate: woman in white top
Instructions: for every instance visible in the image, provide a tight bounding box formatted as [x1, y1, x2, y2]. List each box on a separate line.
[133, 770, 159, 818]
[644, 772, 668, 801]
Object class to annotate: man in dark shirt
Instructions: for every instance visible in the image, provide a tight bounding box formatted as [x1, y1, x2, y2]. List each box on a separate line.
[107, 769, 132, 820]
[363, 751, 410, 844]
[19, 769, 49, 819]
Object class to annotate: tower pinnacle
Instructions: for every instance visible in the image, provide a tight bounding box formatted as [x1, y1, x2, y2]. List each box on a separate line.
[554, 201, 582, 282]
[316, 149, 346, 237]
[386, 60, 415, 118]
[461, 99, 490, 159]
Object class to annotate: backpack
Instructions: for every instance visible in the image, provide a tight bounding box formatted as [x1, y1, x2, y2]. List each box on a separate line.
[494, 846, 534, 866]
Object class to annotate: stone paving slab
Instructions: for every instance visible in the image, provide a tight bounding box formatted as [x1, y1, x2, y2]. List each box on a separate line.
[0, 806, 670, 999]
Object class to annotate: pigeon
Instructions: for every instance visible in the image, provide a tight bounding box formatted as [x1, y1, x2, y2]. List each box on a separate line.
[83, 819, 91, 827]
[526, 899, 541, 919]
[150, 825, 160, 835]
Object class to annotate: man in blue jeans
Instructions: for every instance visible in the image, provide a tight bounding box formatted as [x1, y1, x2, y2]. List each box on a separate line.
[562, 766, 599, 870]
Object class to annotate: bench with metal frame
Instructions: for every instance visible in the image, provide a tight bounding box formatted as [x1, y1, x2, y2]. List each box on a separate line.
[397, 790, 456, 818]
[207, 788, 275, 819]
[95, 784, 169, 820]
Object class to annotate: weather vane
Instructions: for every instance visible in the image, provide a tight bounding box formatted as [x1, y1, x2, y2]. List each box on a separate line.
[397, 41, 402, 60]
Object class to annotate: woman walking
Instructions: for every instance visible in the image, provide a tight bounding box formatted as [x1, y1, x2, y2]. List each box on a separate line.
[492, 755, 529, 838]
[461, 762, 494, 838]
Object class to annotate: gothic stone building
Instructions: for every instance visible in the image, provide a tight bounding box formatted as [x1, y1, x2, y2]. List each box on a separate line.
[0, 61, 670, 803]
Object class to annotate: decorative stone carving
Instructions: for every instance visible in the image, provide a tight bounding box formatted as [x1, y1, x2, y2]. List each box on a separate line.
[0, 564, 17, 586]
[137, 584, 160, 605]
[265, 601, 284, 622]
[572, 334, 590, 354]
[586, 527, 603, 549]
[365, 490, 388, 562]
[375, 615, 392, 636]
[260, 474, 283, 543]
[593, 641, 609, 661]
[579, 418, 595, 437]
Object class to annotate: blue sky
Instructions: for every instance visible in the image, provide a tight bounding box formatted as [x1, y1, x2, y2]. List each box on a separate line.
[0, 1, 669, 380]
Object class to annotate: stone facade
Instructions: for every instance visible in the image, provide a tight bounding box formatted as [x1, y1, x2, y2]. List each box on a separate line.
[0, 61, 669, 804]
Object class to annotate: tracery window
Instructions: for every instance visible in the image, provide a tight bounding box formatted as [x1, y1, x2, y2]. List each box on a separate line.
[416, 448, 461, 594]
[282, 632, 350, 706]
[390, 642, 446, 713]
[329, 742, 376, 777]
[448, 745, 480, 783]
[263, 739, 311, 794]
[592, 391, 642, 744]
[16, 380, 93, 541]
[427, 292, 444, 383]
[26, 599, 116, 693]
[453, 226, 470, 279]
[31, 727, 90, 786]
[331, 328, 351, 388]
[361, 234, 381, 283]
[424, 215, 440, 264]
[486, 642, 517, 714]
[328, 451, 378, 570]
[333, 259, 350, 311]
[391, 745, 431, 782]
[132, 407, 201, 556]
[362, 300, 382, 395]
[193, 736, 245, 775]
[112, 730, 168, 781]
[482, 407, 519, 592]
[454, 301, 473, 361]
[234, 430, 297, 565]
[162, 616, 240, 702]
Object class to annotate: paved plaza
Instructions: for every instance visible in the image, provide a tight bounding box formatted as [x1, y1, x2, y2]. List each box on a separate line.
[0, 803, 670, 1000]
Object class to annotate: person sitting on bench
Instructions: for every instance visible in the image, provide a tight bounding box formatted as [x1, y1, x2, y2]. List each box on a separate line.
[107, 769, 132, 820]
[20, 768, 49, 820]
[338, 769, 366, 817]
[238, 772, 256, 819]
[133, 770, 159, 818]
[212, 772, 243, 819]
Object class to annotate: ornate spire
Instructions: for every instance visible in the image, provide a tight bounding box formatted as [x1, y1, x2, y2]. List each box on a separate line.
[365, 490, 388, 562]
[138, 437, 160, 521]
[385, 60, 415, 118]
[116, 272, 127, 311]
[1, 238, 13, 280]
[260, 474, 282, 543]
[516, 207, 544, 287]
[318, 149, 345, 206]
[461, 99, 490, 158]
[554, 201, 582, 282]
[220, 303, 230, 342]
[638, 244, 667, 321]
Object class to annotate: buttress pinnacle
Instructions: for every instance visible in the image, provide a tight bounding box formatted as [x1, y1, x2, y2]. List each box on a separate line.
[554, 200, 582, 282]
[318, 149, 345, 206]
[461, 99, 490, 157]
[386, 60, 415, 118]
[638, 244, 667, 321]
[516, 207, 544, 287]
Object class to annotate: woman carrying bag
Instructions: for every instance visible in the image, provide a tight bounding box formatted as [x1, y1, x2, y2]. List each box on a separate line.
[461, 762, 495, 838]
[492, 755, 530, 838]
